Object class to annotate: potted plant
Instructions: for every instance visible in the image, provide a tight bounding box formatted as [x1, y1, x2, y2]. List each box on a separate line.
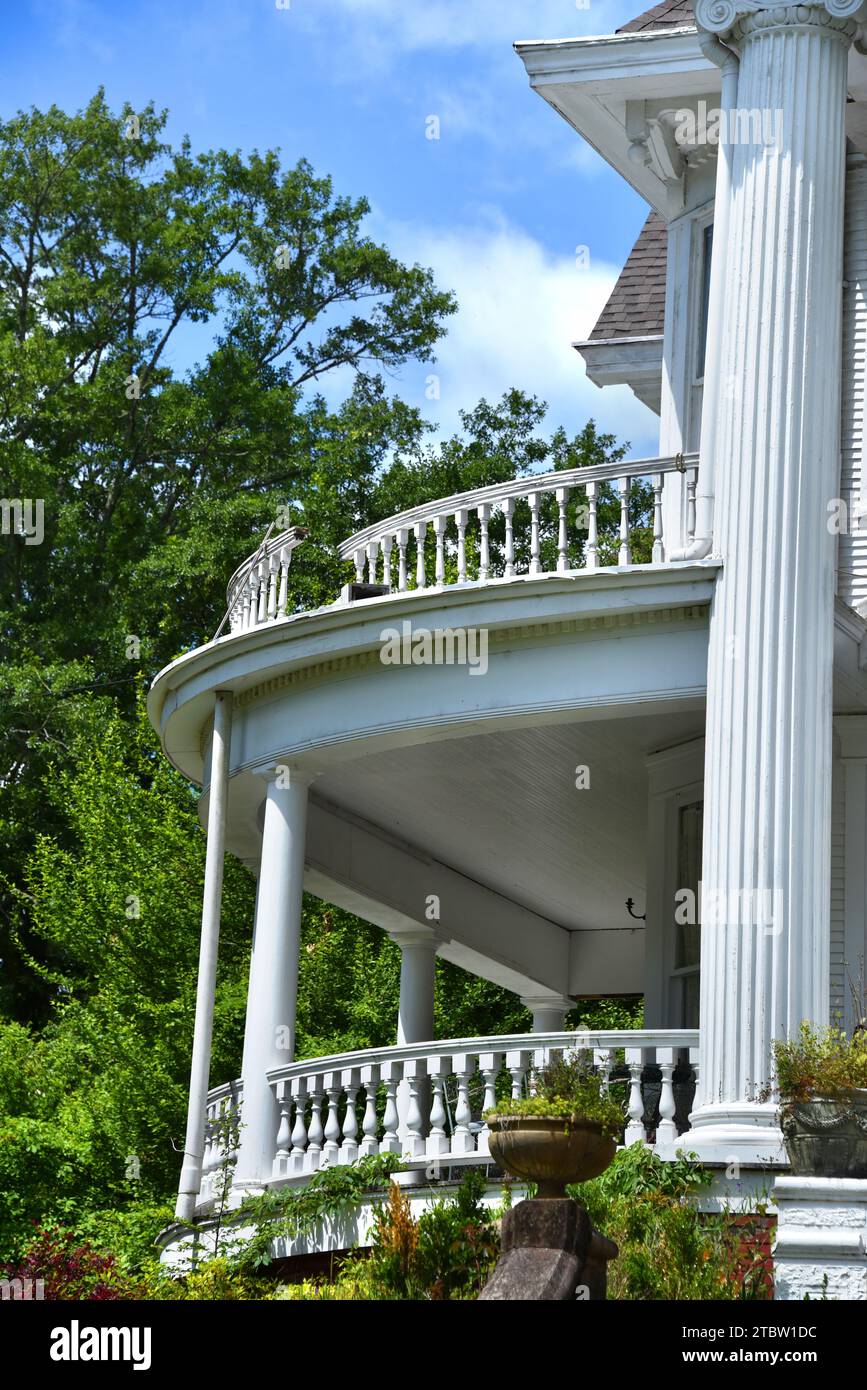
[773, 1022, 867, 1178]
[485, 1055, 623, 1198]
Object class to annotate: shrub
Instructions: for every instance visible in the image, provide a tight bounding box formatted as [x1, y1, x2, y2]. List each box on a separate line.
[486, 1054, 624, 1140]
[773, 1022, 867, 1102]
[3, 1227, 142, 1300]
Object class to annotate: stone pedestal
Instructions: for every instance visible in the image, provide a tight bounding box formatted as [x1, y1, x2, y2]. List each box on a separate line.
[478, 1199, 617, 1301]
[773, 1176, 867, 1300]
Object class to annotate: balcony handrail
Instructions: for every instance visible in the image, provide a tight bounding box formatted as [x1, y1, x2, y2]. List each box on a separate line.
[264, 1027, 700, 1087]
[337, 451, 696, 561]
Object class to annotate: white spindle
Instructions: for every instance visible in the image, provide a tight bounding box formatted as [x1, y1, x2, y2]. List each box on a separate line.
[656, 1049, 678, 1146]
[503, 498, 515, 578]
[556, 487, 569, 572]
[257, 560, 269, 622]
[507, 1048, 529, 1100]
[414, 520, 427, 589]
[359, 1067, 380, 1157]
[527, 493, 541, 575]
[433, 515, 446, 586]
[426, 1058, 450, 1157]
[403, 1059, 425, 1158]
[624, 1049, 646, 1145]
[593, 1048, 614, 1094]
[396, 528, 409, 592]
[323, 1076, 342, 1166]
[381, 534, 393, 589]
[307, 1082, 324, 1170]
[380, 1062, 401, 1154]
[290, 1080, 308, 1175]
[618, 477, 631, 565]
[366, 540, 378, 586]
[652, 474, 664, 564]
[477, 503, 490, 583]
[354, 548, 365, 583]
[584, 481, 598, 570]
[277, 547, 290, 615]
[686, 467, 698, 542]
[451, 1056, 475, 1154]
[454, 509, 468, 584]
[477, 1052, 500, 1156]
[274, 1082, 293, 1176]
[339, 1070, 360, 1164]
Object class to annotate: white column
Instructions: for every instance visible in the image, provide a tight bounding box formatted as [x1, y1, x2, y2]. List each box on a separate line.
[689, 0, 856, 1161]
[834, 716, 867, 1032]
[391, 929, 438, 1145]
[234, 768, 311, 1191]
[176, 691, 233, 1221]
[521, 995, 571, 1033]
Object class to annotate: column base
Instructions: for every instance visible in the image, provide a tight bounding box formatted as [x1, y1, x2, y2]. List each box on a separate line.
[774, 1176, 867, 1301]
[675, 1103, 787, 1168]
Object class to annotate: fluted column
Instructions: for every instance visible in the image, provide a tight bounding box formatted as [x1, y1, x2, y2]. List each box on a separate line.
[234, 768, 311, 1191]
[689, 0, 857, 1159]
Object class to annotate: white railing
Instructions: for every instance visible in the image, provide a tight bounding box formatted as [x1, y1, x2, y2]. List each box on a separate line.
[255, 1029, 699, 1183]
[338, 453, 698, 593]
[225, 526, 307, 635]
[199, 1080, 243, 1203]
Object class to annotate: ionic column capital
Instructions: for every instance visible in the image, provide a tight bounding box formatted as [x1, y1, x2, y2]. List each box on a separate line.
[696, 0, 861, 42]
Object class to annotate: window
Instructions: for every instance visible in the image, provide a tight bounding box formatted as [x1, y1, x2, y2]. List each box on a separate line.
[673, 800, 702, 1027]
[697, 223, 714, 380]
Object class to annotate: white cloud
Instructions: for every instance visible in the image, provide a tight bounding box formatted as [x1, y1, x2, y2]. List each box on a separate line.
[376, 214, 658, 453]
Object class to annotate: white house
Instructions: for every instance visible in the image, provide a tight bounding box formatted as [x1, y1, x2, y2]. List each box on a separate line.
[149, 0, 867, 1281]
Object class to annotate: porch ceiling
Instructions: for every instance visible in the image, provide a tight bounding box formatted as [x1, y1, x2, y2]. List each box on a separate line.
[313, 708, 705, 935]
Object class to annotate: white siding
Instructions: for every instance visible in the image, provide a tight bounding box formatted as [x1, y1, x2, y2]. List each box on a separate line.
[830, 756, 846, 1023]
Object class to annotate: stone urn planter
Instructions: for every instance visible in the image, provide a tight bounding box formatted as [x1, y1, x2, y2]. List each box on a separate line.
[487, 1114, 617, 1198]
[780, 1091, 867, 1179]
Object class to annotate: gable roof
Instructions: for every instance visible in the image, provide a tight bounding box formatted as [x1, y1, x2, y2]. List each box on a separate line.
[616, 0, 695, 33]
[588, 211, 667, 342]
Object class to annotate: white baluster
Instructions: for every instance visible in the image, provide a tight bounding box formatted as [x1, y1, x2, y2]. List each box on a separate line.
[396, 529, 409, 592]
[454, 508, 468, 584]
[266, 553, 279, 619]
[273, 1083, 292, 1177]
[257, 560, 269, 622]
[366, 540, 378, 586]
[624, 1050, 646, 1146]
[307, 1081, 324, 1172]
[245, 571, 258, 628]
[322, 1077, 342, 1167]
[477, 503, 490, 583]
[477, 1051, 500, 1157]
[359, 1066, 380, 1157]
[426, 1057, 450, 1158]
[528, 493, 541, 575]
[593, 1048, 614, 1095]
[656, 1049, 678, 1147]
[686, 467, 698, 542]
[414, 520, 427, 589]
[354, 548, 365, 583]
[584, 481, 598, 570]
[381, 534, 393, 589]
[380, 1062, 401, 1154]
[277, 547, 290, 616]
[503, 498, 515, 578]
[402, 1058, 425, 1159]
[652, 474, 664, 564]
[339, 1069, 360, 1165]
[618, 477, 631, 565]
[290, 1080, 308, 1176]
[433, 515, 446, 586]
[556, 487, 569, 572]
[451, 1056, 476, 1153]
[506, 1048, 530, 1100]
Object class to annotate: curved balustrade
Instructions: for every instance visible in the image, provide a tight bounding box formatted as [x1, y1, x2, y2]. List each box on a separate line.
[199, 1080, 243, 1204]
[338, 452, 698, 594]
[225, 526, 307, 635]
[220, 1029, 699, 1188]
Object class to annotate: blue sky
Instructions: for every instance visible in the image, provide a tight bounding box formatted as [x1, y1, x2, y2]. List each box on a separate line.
[1, 0, 659, 456]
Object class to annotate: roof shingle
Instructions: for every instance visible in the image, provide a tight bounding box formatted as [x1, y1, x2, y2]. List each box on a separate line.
[616, 0, 695, 33]
[589, 211, 668, 342]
